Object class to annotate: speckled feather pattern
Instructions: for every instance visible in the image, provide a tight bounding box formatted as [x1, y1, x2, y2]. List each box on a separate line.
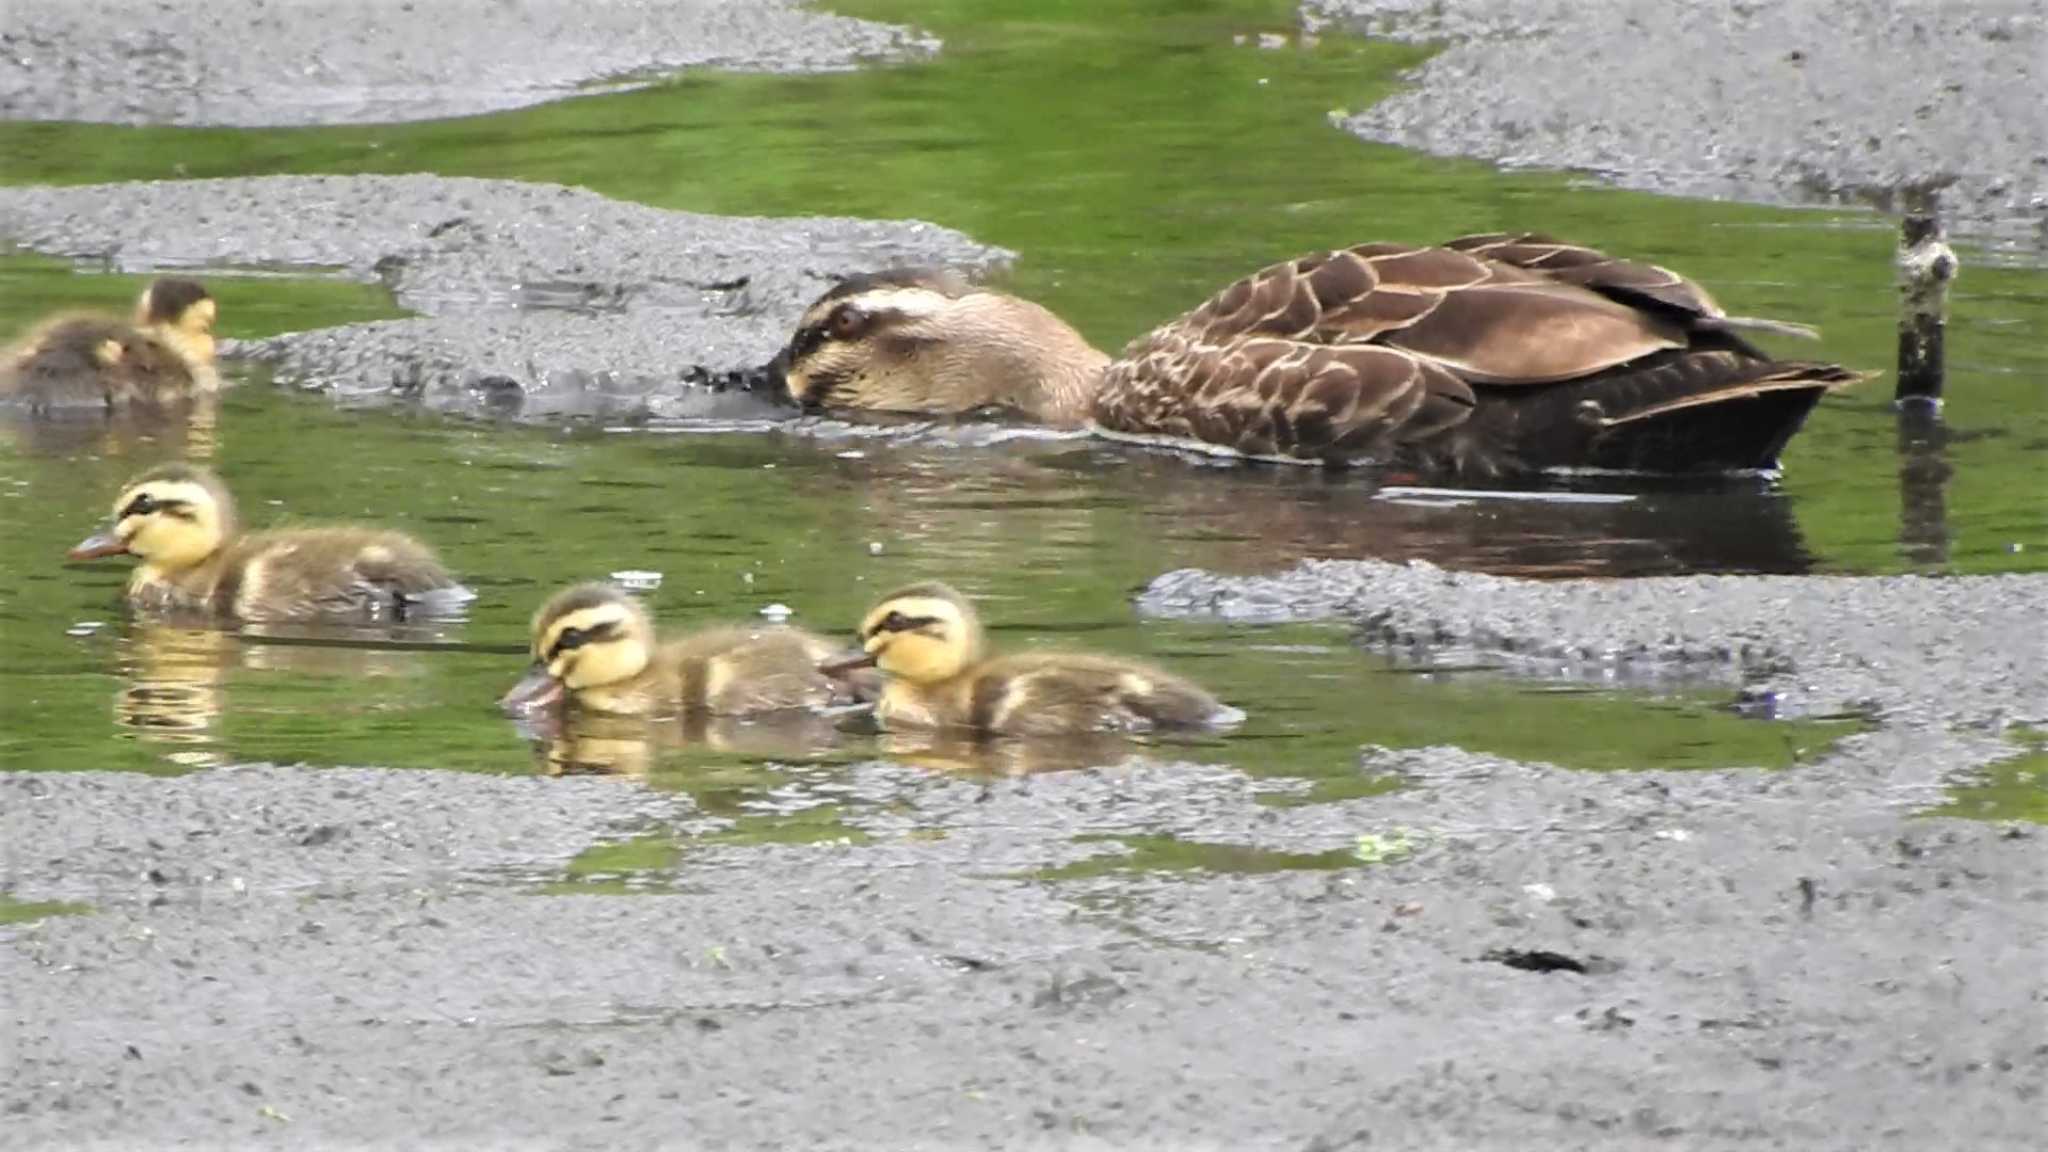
[1094, 232, 1861, 472]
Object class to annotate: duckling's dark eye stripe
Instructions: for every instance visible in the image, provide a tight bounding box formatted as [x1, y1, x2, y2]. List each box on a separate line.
[546, 620, 622, 661]
[121, 495, 191, 519]
[865, 612, 941, 639]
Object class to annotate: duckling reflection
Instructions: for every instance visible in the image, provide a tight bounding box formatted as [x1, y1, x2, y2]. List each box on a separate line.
[0, 390, 222, 460]
[110, 621, 448, 770]
[114, 623, 231, 769]
[871, 728, 1203, 777]
[512, 706, 860, 778]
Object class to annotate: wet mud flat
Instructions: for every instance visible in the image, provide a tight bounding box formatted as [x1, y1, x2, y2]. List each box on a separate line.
[0, 175, 1006, 418]
[4, 564, 2044, 1149]
[0, 0, 936, 127]
[1310, 0, 2048, 257]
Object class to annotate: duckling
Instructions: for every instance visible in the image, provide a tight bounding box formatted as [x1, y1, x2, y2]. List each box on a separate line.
[500, 582, 877, 718]
[1, 278, 221, 412]
[67, 462, 471, 622]
[821, 582, 1244, 737]
[769, 236, 1870, 477]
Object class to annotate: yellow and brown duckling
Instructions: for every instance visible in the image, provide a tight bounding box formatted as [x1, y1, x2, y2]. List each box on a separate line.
[821, 582, 1244, 737]
[67, 463, 471, 622]
[1, 279, 221, 413]
[769, 235, 1868, 477]
[501, 582, 878, 718]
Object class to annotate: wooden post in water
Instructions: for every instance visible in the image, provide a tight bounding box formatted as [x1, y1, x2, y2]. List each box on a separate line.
[1894, 184, 1957, 410]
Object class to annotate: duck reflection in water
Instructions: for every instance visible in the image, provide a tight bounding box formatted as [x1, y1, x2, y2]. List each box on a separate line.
[510, 707, 861, 777]
[793, 440, 1814, 579]
[114, 624, 231, 769]
[112, 622, 439, 769]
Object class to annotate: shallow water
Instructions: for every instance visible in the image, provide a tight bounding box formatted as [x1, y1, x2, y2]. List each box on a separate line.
[1, 1, 2040, 822]
[0, 384, 1859, 800]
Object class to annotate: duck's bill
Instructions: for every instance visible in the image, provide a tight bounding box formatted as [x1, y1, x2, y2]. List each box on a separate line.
[817, 648, 878, 677]
[499, 664, 565, 714]
[66, 529, 129, 561]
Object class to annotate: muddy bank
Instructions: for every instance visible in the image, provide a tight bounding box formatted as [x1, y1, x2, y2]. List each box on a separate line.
[0, 175, 1008, 417]
[0, 0, 934, 127]
[4, 723, 2043, 1148]
[1309, 0, 2048, 257]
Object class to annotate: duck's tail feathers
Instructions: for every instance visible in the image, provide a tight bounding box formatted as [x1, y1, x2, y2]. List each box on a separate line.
[1568, 355, 1868, 474]
[1699, 314, 1823, 341]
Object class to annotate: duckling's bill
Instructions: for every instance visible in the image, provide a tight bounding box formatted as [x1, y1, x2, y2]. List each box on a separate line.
[501, 663, 566, 714]
[67, 527, 129, 560]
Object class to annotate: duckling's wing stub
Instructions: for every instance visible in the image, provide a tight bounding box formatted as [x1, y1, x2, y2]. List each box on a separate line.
[225, 530, 467, 622]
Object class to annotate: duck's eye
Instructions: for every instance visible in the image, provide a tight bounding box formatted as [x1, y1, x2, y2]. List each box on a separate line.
[829, 307, 866, 340]
[881, 611, 909, 632]
[121, 493, 158, 518]
[556, 627, 588, 651]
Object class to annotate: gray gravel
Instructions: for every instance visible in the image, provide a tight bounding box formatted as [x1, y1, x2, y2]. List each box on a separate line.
[1309, 0, 2048, 257]
[5, 727, 2044, 1149]
[0, 175, 1008, 417]
[0, 0, 936, 127]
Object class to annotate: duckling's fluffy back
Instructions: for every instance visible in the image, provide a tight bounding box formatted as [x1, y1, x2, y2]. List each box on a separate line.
[0, 315, 202, 412]
[216, 525, 466, 622]
[661, 624, 875, 715]
[963, 650, 1239, 737]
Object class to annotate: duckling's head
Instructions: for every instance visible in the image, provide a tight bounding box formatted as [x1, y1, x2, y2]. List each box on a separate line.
[769, 269, 1107, 426]
[68, 462, 234, 571]
[134, 278, 218, 368]
[501, 583, 655, 713]
[827, 582, 985, 687]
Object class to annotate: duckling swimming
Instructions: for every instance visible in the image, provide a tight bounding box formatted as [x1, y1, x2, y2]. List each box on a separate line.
[769, 236, 1868, 477]
[67, 462, 471, 622]
[822, 582, 1243, 737]
[1, 279, 221, 412]
[501, 582, 876, 718]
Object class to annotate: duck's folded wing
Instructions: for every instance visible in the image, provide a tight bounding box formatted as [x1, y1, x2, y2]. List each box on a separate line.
[1444, 232, 1818, 340]
[1096, 243, 1718, 459]
[1098, 331, 1475, 461]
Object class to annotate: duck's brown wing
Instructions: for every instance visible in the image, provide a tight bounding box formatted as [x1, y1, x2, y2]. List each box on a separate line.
[1096, 242, 1700, 462]
[1094, 238, 1851, 468]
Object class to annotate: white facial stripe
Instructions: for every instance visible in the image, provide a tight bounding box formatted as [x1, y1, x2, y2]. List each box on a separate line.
[833, 288, 956, 326]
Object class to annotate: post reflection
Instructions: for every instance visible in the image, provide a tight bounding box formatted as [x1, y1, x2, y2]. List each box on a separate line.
[1895, 404, 1952, 567]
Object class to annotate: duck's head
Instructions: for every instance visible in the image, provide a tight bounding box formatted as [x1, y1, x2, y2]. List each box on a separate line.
[824, 581, 985, 687]
[501, 583, 655, 713]
[68, 463, 234, 571]
[767, 269, 1107, 426]
[133, 278, 218, 369]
